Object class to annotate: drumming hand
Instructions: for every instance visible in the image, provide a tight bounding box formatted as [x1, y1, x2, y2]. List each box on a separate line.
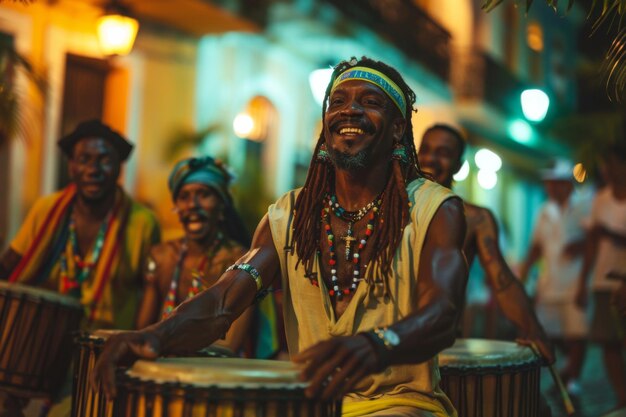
[91, 330, 161, 399]
[292, 335, 378, 401]
[516, 336, 555, 365]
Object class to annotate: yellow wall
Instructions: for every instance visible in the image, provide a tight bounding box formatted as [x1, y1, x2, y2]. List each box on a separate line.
[0, 0, 200, 243]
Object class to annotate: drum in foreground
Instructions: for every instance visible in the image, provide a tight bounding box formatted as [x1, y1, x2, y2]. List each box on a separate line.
[0, 281, 83, 398]
[114, 357, 342, 417]
[72, 330, 122, 417]
[71, 331, 235, 417]
[439, 338, 542, 417]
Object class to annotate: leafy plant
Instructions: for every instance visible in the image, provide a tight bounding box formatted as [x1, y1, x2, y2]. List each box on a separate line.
[482, 0, 626, 102]
[0, 36, 46, 145]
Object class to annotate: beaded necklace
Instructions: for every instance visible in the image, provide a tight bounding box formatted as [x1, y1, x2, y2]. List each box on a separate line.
[327, 192, 383, 260]
[60, 212, 112, 296]
[310, 194, 381, 300]
[162, 233, 223, 319]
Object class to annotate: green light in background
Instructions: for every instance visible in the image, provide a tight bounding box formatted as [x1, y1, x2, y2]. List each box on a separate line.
[508, 119, 534, 144]
[521, 88, 549, 122]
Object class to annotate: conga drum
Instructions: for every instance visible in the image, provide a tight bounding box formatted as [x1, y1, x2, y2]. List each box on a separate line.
[71, 331, 236, 417]
[113, 357, 342, 417]
[72, 330, 122, 417]
[438, 339, 542, 417]
[0, 281, 83, 397]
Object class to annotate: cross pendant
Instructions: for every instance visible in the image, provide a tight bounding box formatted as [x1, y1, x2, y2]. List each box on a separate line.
[341, 223, 357, 261]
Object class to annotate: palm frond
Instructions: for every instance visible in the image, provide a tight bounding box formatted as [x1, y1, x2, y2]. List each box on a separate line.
[0, 41, 47, 145]
[164, 125, 222, 160]
[601, 28, 626, 101]
[481, 0, 506, 13]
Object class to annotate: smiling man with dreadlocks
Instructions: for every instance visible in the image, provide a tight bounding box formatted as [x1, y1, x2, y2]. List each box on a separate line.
[93, 57, 468, 417]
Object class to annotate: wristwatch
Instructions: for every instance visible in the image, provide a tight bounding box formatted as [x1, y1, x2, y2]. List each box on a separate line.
[373, 327, 400, 350]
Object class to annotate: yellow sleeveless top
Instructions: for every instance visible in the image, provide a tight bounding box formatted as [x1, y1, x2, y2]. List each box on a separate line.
[268, 178, 457, 416]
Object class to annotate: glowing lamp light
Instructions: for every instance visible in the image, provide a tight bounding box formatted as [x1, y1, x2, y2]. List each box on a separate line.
[309, 68, 333, 106]
[474, 148, 502, 172]
[508, 119, 533, 144]
[453, 160, 470, 182]
[477, 169, 498, 190]
[97, 12, 139, 56]
[573, 163, 587, 183]
[521, 89, 550, 122]
[233, 113, 254, 138]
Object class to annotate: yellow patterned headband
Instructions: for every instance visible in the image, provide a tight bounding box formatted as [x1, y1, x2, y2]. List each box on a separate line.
[330, 66, 407, 116]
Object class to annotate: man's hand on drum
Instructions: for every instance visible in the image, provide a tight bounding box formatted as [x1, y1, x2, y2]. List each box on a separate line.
[292, 335, 379, 400]
[516, 334, 555, 365]
[91, 330, 161, 398]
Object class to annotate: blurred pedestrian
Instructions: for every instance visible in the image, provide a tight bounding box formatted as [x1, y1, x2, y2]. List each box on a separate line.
[576, 144, 626, 408]
[520, 159, 590, 395]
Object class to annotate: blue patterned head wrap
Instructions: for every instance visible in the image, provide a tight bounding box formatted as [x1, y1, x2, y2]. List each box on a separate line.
[168, 156, 233, 203]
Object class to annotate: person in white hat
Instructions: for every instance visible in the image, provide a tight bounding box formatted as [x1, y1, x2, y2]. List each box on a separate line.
[520, 158, 591, 395]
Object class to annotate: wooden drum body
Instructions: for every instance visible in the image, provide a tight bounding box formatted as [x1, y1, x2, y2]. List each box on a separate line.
[72, 330, 121, 417]
[0, 281, 83, 398]
[439, 339, 542, 417]
[113, 358, 342, 417]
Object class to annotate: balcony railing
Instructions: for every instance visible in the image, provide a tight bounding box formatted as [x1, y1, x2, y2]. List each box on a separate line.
[326, 0, 451, 81]
[452, 48, 528, 115]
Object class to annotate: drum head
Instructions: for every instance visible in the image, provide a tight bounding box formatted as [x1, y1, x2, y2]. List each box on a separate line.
[127, 358, 306, 389]
[439, 338, 539, 369]
[0, 281, 81, 308]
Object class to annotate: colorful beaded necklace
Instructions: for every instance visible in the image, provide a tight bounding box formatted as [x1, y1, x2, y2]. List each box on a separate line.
[161, 233, 223, 319]
[327, 192, 383, 260]
[60, 212, 112, 296]
[310, 194, 382, 300]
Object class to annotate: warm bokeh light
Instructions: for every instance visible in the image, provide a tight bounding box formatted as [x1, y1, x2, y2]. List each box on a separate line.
[474, 148, 502, 172]
[573, 162, 587, 183]
[527, 22, 544, 51]
[453, 160, 470, 181]
[521, 89, 550, 122]
[477, 169, 498, 190]
[233, 113, 255, 138]
[97, 14, 139, 56]
[309, 68, 333, 106]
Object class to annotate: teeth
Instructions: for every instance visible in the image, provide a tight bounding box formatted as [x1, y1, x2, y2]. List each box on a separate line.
[339, 127, 364, 135]
[188, 222, 203, 232]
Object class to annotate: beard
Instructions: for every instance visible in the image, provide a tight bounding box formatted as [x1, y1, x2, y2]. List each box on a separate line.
[327, 141, 378, 171]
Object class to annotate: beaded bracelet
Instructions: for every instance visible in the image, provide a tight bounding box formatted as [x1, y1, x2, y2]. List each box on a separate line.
[225, 263, 267, 301]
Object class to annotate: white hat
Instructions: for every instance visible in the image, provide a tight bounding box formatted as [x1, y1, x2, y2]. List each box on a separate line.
[540, 159, 574, 181]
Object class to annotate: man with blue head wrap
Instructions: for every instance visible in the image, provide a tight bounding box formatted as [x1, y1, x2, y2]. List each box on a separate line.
[135, 156, 253, 356]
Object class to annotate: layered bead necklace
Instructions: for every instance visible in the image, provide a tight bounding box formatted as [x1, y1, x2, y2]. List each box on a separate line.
[312, 192, 383, 300]
[60, 212, 112, 296]
[162, 232, 223, 318]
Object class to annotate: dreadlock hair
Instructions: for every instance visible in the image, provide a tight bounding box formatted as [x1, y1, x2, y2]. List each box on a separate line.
[291, 56, 428, 296]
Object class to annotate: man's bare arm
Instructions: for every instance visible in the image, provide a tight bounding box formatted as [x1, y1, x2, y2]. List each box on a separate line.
[93, 214, 280, 396]
[519, 242, 541, 284]
[474, 207, 554, 363]
[134, 250, 162, 330]
[576, 226, 600, 308]
[384, 197, 467, 363]
[0, 248, 21, 281]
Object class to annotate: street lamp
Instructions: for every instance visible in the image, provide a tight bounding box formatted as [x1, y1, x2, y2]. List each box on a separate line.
[309, 67, 333, 106]
[97, 1, 139, 56]
[520, 88, 549, 122]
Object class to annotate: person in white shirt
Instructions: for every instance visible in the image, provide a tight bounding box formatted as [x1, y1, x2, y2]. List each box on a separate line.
[520, 159, 590, 394]
[576, 144, 626, 408]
